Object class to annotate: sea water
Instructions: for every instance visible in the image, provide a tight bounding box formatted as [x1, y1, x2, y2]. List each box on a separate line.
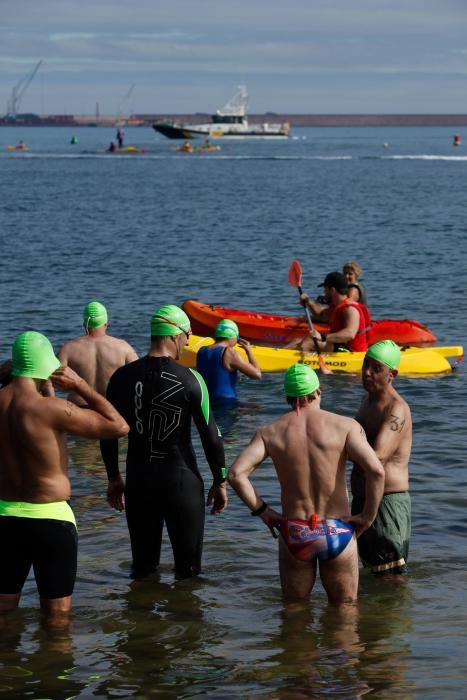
[0, 126, 466, 698]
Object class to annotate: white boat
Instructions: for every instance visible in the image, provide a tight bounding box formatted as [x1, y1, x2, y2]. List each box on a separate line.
[153, 86, 290, 140]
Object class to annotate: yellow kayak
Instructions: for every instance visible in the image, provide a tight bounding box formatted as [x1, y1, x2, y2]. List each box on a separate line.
[179, 335, 463, 376]
[7, 144, 28, 151]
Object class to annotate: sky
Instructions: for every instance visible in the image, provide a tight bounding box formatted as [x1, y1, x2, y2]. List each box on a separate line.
[1, 0, 466, 116]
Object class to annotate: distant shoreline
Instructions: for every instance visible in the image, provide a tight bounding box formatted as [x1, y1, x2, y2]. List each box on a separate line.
[1, 113, 466, 128]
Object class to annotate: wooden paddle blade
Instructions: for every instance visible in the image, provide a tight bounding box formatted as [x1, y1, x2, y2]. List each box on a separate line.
[288, 259, 302, 288]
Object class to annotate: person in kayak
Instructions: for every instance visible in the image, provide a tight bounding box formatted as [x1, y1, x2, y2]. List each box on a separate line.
[228, 363, 384, 606]
[351, 340, 412, 578]
[0, 331, 128, 619]
[298, 271, 371, 352]
[196, 319, 261, 403]
[342, 261, 368, 306]
[58, 301, 138, 405]
[100, 304, 227, 580]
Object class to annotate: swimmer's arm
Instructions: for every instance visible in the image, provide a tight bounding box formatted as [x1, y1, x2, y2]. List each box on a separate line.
[224, 342, 261, 379]
[228, 432, 281, 537]
[228, 430, 268, 511]
[371, 405, 409, 466]
[49, 367, 129, 440]
[346, 421, 385, 537]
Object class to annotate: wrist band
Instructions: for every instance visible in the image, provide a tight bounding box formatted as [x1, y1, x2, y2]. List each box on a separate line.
[251, 501, 268, 517]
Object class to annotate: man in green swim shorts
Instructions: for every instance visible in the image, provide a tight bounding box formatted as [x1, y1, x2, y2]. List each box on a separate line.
[0, 331, 129, 619]
[351, 340, 412, 577]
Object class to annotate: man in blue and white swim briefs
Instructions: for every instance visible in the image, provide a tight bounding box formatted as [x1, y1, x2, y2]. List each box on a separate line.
[228, 363, 385, 606]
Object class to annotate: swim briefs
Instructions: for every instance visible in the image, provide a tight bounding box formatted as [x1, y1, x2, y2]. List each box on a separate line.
[351, 492, 411, 575]
[0, 499, 78, 598]
[281, 515, 355, 562]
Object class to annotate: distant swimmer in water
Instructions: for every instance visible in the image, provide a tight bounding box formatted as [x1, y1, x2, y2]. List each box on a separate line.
[228, 363, 384, 606]
[196, 319, 261, 404]
[0, 331, 128, 619]
[58, 300, 138, 405]
[452, 134, 461, 147]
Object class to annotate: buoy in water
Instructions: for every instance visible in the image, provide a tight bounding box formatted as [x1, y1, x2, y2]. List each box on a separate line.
[71, 135, 78, 144]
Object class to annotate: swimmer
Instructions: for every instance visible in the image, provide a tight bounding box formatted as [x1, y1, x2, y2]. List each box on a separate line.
[228, 363, 384, 606]
[196, 319, 261, 403]
[100, 304, 227, 580]
[351, 340, 412, 578]
[0, 331, 128, 618]
[58, 301, 138, 405]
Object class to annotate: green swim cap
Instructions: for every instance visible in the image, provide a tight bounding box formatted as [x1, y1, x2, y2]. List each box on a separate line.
[215, 319, 239, 339]
[83, 301, 108, 330]
[284, 363, 320, 397]
[12, 331, 61, 380]
[151, 305, 191, 336]
[365, 340, 401, 370]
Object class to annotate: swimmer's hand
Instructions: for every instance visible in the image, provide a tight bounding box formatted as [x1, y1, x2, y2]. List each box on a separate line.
[107, 476, 125, 512]
[261, 507, 282, 539]
[50, 365, 88, 392]
[207, 482, 227, 514]
[344, 513, 373, 538]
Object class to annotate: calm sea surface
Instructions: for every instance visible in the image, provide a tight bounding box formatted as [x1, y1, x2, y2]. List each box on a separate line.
[0, 126, 466, 699]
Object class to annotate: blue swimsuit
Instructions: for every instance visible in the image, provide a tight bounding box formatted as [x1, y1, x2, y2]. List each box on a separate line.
[197, 345, 238, 401]
[282, 515, 355, 562]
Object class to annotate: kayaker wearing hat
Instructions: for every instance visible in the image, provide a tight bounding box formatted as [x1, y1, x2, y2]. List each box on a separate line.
[196, 319, 261, 403]
[351, 340, 412, 577]
[299, 271, 371, 352]
[228, 363, 384, 606]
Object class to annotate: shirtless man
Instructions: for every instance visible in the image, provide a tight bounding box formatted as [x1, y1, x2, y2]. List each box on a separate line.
[228, 363, 384, 606]
[0, 331, 129, 618]
[351, 340, 412, 577]
[58, 300, 138, 404]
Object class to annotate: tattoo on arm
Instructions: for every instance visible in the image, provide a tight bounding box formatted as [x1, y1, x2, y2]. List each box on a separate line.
[389, 414, 405, 432]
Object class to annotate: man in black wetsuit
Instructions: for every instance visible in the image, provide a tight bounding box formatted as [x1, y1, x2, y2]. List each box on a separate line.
[100, 304, 227, 579]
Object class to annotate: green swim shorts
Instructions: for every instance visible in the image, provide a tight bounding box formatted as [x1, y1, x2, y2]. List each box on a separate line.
[351, 491, 411, 575]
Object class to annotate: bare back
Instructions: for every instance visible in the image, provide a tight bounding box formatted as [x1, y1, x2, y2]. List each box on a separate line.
[0, 383, 71, 502]
[59, 334, 137, 402]
[352, 386, 412, 496]
[260, 403, 360, 520]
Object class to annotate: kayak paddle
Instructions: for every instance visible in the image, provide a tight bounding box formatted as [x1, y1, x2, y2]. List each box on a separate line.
[288, 259, 332, 375]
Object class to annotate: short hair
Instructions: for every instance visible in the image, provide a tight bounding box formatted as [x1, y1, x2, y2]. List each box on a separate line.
[343, 261, 362, 277]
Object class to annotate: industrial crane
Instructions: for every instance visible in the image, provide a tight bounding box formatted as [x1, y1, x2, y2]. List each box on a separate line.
[6, 60, 43, 119]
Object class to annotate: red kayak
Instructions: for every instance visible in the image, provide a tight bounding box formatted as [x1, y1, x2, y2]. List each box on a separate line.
[182, 300, 437, 346]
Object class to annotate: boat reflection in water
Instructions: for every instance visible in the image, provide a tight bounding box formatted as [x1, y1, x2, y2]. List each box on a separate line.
[153, 86, 290, 140]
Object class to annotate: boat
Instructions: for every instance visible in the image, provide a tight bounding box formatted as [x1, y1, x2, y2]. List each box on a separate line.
[153, 86, 290, 140]
[178, 335, 463, 375]
[97, 145, 144, 154]
[182, 300, 437, 346]
[7, 143, 28, 151]
[171, 142, 221, 153]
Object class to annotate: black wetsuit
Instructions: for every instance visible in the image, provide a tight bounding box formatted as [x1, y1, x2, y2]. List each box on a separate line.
[101, 355, 225, 578]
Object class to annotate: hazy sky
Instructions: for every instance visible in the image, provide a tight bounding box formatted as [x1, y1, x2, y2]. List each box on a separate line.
[1, 0, 466, 116]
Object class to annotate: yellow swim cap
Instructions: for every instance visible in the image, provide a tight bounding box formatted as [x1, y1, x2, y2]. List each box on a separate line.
[83, 301, 108, 330]
[12, 331, 61, 380]
[365, 340, 401, 370]
[284, 363, 320, 397]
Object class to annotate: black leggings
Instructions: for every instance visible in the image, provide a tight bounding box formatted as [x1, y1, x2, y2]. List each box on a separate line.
[125, 466, 205, 578]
